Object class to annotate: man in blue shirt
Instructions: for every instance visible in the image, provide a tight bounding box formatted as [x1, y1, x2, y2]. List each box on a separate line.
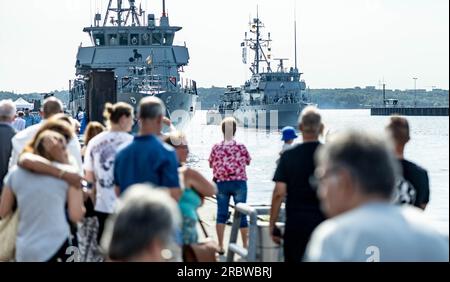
[114, 97, 181, 201]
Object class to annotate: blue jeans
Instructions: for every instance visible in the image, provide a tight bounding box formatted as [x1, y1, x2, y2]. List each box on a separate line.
[216, 181, 248, 228]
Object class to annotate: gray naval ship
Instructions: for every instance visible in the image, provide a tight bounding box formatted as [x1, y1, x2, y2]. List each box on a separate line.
[207, 13, 313, 129]
[69, 0, 197, 128]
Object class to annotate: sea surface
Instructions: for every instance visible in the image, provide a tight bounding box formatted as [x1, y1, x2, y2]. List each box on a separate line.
[183, 109, 449, 234]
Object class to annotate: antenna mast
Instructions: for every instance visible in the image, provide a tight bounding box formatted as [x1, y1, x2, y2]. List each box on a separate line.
[294, 6, 298, 70]
[103, 0, 141, 27]
[243, 6, 272, 74]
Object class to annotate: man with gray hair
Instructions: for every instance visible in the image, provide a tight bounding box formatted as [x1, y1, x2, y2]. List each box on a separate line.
[9, 97, 82, 172]
[101, 184, 181, 262]
[114, 97, 181, 200]
[0, 99, 17, 192]
[270, 106, 326, 262]
[304, 131, 448, 262]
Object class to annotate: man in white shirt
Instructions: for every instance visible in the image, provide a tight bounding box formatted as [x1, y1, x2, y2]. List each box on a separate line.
[12, 111, 26, 131]
[9, 97, 82, 174]
[304, 131, 448, 262]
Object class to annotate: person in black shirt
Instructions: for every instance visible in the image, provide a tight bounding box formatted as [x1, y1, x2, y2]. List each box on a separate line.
[270, 106, 326, 262]
[386, 116, 430, 209]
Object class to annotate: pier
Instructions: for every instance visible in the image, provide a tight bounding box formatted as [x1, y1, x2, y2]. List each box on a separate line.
[371, 107, 448, 116]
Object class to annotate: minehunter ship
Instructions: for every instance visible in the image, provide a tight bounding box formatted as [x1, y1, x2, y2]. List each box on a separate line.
[69, 0, 197, 128]
[207, 12, 313, 129]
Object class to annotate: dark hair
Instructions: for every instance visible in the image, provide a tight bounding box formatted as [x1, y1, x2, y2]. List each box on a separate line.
[18, 111, 24, 117]
[316, 130, 399, 199]
[103, 102, 133, 125]
[386, 116, 410, 145]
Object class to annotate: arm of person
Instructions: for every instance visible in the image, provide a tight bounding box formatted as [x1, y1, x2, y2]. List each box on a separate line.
[269, 182, 287, 244]
[0, 187, 16, 219]
[67, 186, 85, 223]
[184, 168, 217, 197]
[208, 146, 215, 169]
[115, 186, 121, 197]
[18, 153, 82, 189]
[418, 171, 430, 210]
[162, 152, 183, 202]
[168, 188, 182, 202]
[243, 145, 251, 166]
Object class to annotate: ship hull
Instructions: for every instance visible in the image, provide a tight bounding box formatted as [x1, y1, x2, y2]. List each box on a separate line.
[207, 102, 307, 129]
[119, 91, 195, 130]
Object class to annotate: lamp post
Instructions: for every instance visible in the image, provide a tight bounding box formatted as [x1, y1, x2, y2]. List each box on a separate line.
[413, 77, 418, 107]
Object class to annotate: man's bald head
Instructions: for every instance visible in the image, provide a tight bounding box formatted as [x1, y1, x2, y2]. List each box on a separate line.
[42, 97, 63, 119]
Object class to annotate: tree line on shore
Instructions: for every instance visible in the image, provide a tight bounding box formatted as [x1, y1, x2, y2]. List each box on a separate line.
[1, 87, 448, 110]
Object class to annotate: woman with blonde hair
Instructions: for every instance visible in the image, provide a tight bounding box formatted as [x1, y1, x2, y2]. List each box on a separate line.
[0, 130, 85, 262]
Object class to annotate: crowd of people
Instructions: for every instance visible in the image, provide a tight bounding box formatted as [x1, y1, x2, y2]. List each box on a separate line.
[0, 96, 448, 262]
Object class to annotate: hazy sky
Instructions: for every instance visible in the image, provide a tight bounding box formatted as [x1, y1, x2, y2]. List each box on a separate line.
[0, 0, 448, 93]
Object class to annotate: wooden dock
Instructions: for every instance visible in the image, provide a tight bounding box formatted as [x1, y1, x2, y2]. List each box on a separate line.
[371, 107, 448, 116]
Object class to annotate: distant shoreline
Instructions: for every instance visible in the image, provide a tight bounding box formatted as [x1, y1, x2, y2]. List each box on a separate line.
[1, 87, 448, 110]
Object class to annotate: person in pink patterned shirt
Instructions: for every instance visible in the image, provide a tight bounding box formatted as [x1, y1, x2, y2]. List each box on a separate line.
[209, 117, 251, 254]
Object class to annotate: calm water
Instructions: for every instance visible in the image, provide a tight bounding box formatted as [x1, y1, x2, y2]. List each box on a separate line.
[183, 109, 449, 234]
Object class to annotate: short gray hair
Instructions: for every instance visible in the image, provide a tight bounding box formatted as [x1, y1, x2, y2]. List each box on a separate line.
[138, 96, 166, 120]
[316, 130, 400, 198]
[0, 99, 16, 121]
[101, 184, 181, 261]
[298, 106, 323, 135]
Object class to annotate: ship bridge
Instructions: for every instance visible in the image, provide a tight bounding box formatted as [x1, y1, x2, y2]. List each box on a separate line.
[75, 0, 190, 78]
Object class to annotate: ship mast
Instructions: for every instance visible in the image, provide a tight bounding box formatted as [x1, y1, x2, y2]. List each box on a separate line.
[103, 0, 142, 27]
[243, 7, 273, 74]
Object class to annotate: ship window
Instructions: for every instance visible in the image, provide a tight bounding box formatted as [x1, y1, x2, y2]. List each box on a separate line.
[94, 34, 105, 46]
[164, 34, 174, 45]
[131, 34, 139, 45]
[108, 34, 118, 45]
[152, 33, 162, 45]
[119, 34, 128, 45]
[141, 33, 150, 45]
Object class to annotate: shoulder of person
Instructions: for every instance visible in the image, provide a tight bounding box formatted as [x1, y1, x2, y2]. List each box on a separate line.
[400, 205, 439, 231]
[403, 159, 428, 175]
[305, 219, 343, 261]
[88, 131, 109, 146]
[183, 167, 200, 179]
[13, 123, 39, 141]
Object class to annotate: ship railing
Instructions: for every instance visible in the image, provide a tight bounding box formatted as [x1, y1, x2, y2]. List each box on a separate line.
[226, 203, 285, 262]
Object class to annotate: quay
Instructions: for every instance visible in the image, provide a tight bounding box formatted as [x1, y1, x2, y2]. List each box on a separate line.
[371, 107, 448, 116]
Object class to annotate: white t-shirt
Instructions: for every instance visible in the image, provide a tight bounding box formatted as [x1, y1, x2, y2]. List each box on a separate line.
[12, 118, 26, 131]
[9, 122, 83, 174]
[304, 202, 449, 262]
[83, 131, 133, 213]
